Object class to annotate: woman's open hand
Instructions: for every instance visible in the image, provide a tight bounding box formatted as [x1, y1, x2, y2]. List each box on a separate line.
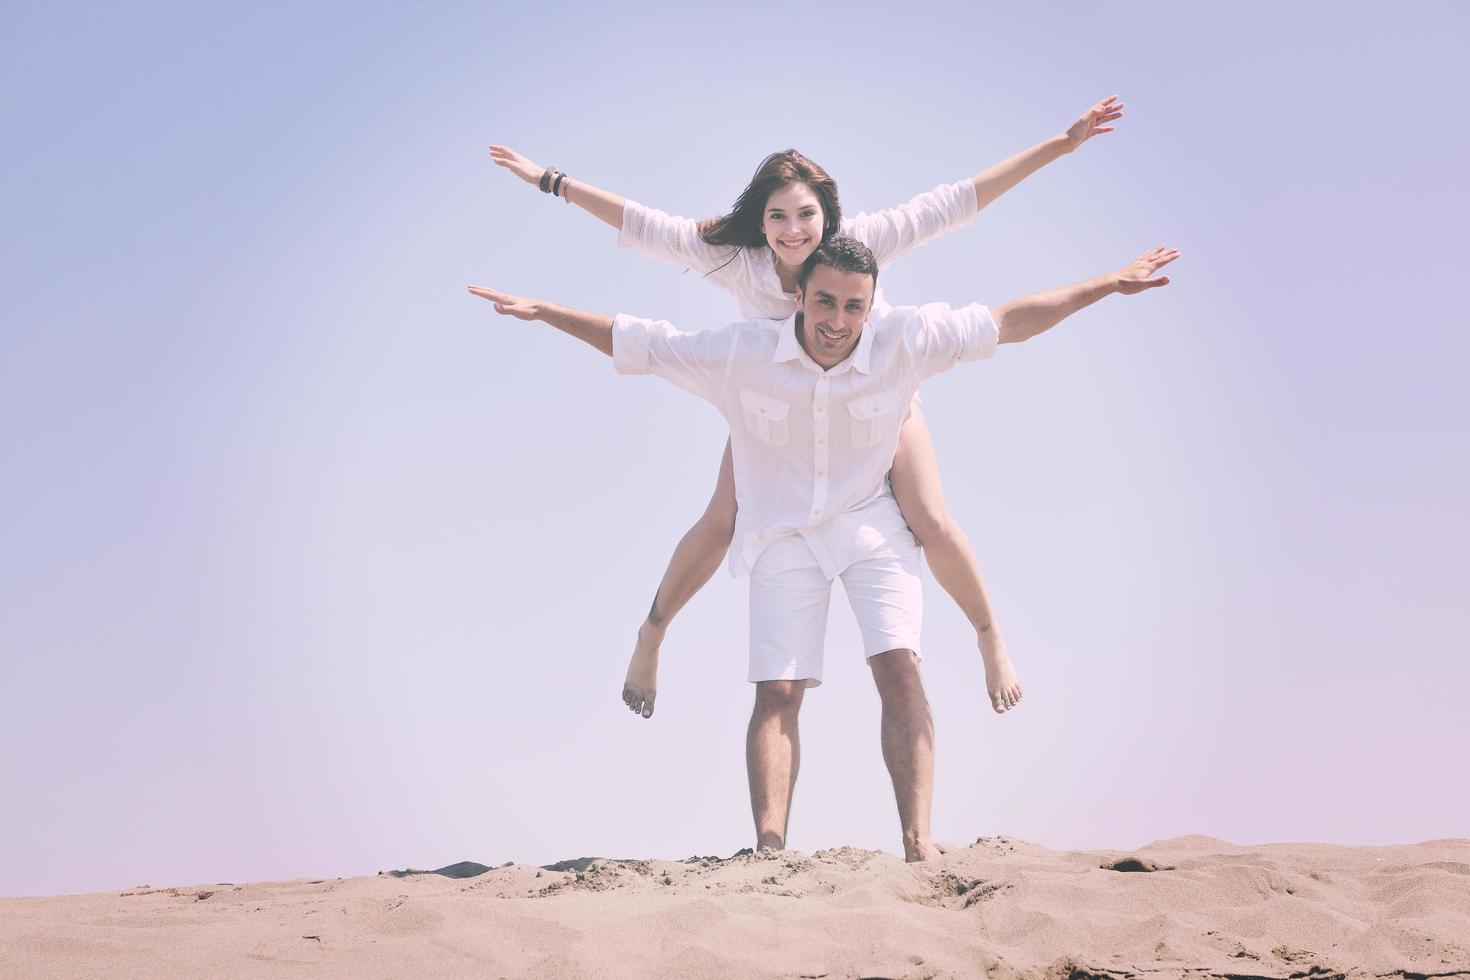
[1064, 96, 1124, 150]
[489, 144, 544, 186]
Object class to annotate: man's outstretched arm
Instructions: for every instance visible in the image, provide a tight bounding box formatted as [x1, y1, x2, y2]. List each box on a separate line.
[467, 285, 614, 356]
[995, 245, 1179, 344]
[469, 285, 733, 400]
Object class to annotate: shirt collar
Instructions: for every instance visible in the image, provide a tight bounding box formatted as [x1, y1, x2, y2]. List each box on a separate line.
[774, 312, 875, 375]
[774, 312, 804, 364]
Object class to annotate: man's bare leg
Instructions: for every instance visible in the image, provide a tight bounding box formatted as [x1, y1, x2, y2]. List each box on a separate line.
[746, 680, 806, 850]
[623, 442, 736, 719]
[868, 648, 939, 863]
[890, 408, 1022, 714]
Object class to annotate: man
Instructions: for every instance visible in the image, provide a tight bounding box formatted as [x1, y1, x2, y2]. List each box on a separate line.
[469, 237, 1177, 862]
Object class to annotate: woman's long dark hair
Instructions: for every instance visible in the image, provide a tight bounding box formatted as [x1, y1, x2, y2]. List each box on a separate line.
[699, 150, 842, 249]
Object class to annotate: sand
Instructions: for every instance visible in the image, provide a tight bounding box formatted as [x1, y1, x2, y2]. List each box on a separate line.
[3, 836, 1467, 979]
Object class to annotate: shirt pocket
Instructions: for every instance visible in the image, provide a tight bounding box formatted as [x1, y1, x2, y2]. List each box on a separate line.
[740, 388, 791, 446]
[846, 388, 901, 448]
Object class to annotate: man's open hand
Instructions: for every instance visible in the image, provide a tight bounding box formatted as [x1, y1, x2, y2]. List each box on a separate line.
[1114, 246, 1179, 294]
[468, 285, 539, 319]
[1064, 95, 1124, 150]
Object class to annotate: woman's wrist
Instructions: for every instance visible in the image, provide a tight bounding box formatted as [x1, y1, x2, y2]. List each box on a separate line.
[538, 167, 574, 202]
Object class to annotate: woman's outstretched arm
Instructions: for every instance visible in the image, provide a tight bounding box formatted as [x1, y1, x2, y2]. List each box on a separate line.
[846, 96, 1125, 268]
[492, 145, 738, 280]
[489, 144, 627, 229]
[970, 95, 1123, 211]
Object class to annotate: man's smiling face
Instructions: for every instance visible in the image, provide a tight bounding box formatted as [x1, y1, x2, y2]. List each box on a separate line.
[795, 263, 875, 370]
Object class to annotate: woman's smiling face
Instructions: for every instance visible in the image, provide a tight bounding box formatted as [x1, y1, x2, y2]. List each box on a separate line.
[762, 183, 825, 269]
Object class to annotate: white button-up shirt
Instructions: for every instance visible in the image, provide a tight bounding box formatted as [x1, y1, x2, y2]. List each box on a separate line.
[612, 303, 999, 578]
[617, 179, 978, 319]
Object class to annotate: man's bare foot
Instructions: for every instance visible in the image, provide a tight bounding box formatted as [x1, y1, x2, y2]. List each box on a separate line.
[980, 636, 1022, 714]
[622, 622, 661, 719]
[904, 838, 942, 863]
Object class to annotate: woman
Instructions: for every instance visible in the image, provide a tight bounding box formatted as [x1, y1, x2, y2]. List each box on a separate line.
[489, 96, 1123, 720]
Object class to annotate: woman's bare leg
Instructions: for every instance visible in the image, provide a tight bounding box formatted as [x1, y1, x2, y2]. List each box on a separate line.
[623, 440, 737, 719]
[889, 406, 1022, 714]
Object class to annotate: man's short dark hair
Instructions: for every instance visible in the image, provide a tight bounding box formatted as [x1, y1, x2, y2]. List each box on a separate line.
[797, 235, 879, 291]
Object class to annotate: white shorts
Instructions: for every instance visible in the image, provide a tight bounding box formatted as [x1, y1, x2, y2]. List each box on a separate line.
[747, 531, 923, 688]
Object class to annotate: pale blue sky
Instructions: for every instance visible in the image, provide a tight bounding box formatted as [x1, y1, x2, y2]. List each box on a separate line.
[2, 1, 1467, 896]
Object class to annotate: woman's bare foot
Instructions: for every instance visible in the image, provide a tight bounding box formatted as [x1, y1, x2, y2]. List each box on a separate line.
[622, 622, 662, 719]
[980, 635, 1022, 714]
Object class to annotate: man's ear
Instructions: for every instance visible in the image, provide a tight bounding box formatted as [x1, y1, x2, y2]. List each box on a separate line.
[794, 283, 805, 306]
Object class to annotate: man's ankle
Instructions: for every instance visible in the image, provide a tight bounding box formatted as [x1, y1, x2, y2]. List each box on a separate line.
[902, 828, 932, 849]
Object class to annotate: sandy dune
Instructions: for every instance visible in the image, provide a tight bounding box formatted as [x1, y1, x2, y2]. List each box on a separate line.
[3, 836, 1468, 979]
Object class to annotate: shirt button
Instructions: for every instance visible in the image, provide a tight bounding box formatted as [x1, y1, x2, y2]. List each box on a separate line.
[817, 437, 825, 444]
[817, 469, 825, 475]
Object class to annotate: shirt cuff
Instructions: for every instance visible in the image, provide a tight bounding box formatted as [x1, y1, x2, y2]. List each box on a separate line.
[611, 313, 652, 375]
[951, 177, 979, 221]
[958, 305, 1000, 362]
[616, 199, 646, 250]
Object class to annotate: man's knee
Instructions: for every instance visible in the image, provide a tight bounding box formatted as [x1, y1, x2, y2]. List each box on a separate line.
[869, 649, 924, 699]
[754, 679, 805, 715]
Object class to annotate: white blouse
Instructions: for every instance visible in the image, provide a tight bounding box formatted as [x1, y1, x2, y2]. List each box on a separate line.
[617, 179, 979, 320]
